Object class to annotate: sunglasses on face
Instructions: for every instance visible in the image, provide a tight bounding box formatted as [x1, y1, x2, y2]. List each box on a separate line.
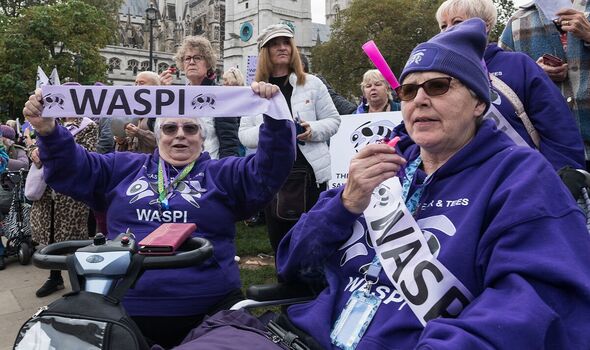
[160, 123, 200, 136]
[184, 55, 204, 64]
[395, 77, 454, 101]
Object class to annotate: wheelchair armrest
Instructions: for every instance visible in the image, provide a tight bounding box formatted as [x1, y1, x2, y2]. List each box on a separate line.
[246, 282, 316, 302]
[231, 282, 318, 311]
[558, 166, 590, 200]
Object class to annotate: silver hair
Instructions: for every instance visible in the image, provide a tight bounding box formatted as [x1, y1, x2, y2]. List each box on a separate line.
[154, 117, 207, 143]
[174, 36, 217, 72]
[435, 0, 497, 33]
[135, 71, 161, 85]
[222, 67, 246, 86]
[360, 69, 392, 99]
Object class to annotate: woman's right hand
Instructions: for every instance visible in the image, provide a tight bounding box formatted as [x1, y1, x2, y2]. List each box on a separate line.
[125, 123, 140, 137]
[23, 89, 56, 136]
[341, 143, 406, 214]
[536, 57, 568, 82]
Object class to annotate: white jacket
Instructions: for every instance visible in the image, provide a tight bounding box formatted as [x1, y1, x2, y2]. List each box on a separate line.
[239, 73, 340, 183]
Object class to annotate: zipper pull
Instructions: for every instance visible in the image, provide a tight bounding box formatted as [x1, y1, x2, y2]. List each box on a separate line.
[32, 306, 48, 318]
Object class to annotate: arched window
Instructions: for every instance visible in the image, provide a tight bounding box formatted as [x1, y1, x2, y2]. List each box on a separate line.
[127, 59, 139, 71]
[334, 5, 341, 20]
[157, 62, 169, 74]
[108, 57, 121, 73]
[139, 61, 150, 71]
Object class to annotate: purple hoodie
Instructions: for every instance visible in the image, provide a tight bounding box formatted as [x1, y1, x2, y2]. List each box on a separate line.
[38, 115, 296, 316]
[485, 43, 585, 170]
[277, 119, 590, 349]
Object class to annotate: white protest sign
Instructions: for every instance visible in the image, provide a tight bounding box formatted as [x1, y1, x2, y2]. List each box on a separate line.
[329, 111, 403, 190]
[246, 56, 257, 86]
[49, 68, 60, 86]
[36, 67, 50, 89]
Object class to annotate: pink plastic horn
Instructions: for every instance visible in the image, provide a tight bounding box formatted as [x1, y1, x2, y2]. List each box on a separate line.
[362, 40, 400, 90]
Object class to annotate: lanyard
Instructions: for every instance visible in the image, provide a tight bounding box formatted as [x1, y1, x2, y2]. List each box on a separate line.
[157, 157, 195, 210]
[330, 157, 432, 350]
[365, 156, 424, 285]
[401, 156, 424, 214]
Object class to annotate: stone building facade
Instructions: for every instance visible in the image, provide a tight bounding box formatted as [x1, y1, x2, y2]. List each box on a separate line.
[101, 0, 328, 85]
[102, 0, 226, 85]
[325, 0, 351, 27]
[223, 0, 329, 79]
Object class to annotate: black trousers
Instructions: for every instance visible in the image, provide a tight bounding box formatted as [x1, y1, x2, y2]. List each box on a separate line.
[265, 180, 327, 254]
[132, 288, 245, 349]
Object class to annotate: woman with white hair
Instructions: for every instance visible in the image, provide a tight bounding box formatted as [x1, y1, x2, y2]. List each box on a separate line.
[436, 0, 584, 171]
[222, 67, 245, 87]
[22, 81, 296, 348]
[355, 69, 401, 113]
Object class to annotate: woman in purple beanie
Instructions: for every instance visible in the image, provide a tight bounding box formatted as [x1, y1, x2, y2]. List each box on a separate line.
[164, 18, 590, 350]
[0, 124, 28, 172]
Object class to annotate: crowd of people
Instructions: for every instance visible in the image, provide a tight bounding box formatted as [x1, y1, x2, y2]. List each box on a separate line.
[5, 0, 590, 348]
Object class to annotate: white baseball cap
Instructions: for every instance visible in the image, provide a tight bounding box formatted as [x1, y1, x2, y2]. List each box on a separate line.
[257, 24, 294, 51]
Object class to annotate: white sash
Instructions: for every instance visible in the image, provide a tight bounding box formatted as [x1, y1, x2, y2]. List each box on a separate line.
[364, 177, 473, 326]
[483, 104, 530, 147]
[40, 85, 292, 121]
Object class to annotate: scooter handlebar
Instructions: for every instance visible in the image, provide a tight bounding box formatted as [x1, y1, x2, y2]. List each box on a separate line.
[33, 236, 213, 271]
[142, 237, 213, 269]
[33, 240, 94, 270]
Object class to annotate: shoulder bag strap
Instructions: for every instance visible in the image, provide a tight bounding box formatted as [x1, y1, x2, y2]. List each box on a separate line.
[490, 74, 541, 148]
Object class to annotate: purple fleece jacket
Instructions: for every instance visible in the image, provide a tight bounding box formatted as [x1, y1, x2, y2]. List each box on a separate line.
[485, 43, 585, 170]
[38, 115, 295, 316]
[277, 119, 590, 349]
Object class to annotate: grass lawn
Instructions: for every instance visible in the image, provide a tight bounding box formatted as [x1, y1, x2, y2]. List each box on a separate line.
[235, 221, 281, 314]
[235, 221, 278, 291]
[235, 221, 273, 256]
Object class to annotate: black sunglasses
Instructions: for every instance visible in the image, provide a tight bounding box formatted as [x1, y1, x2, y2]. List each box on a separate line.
[160, 123, 200, 136]
[396, 77, 454, 101]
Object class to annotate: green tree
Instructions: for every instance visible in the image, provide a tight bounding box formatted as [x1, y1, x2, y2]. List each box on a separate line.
[0, 0, 53, 18]
[312, 0, 517, 100]
[312, 0, 444, 99]
[0, 0, 121, 120]
[490, 0, 516, 42]
[1, 0, 121, 18]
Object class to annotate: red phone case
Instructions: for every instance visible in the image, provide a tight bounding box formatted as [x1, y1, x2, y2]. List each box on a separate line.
[138, 223, 196, 255]
[542, 54, 563, 67]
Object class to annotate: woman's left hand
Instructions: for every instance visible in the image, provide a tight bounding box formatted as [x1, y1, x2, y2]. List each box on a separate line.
[251, 81, 279, 99]
[159, 69, 174, 86]
[557, 8, 590, 42]
[297, 120, 312, 141]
